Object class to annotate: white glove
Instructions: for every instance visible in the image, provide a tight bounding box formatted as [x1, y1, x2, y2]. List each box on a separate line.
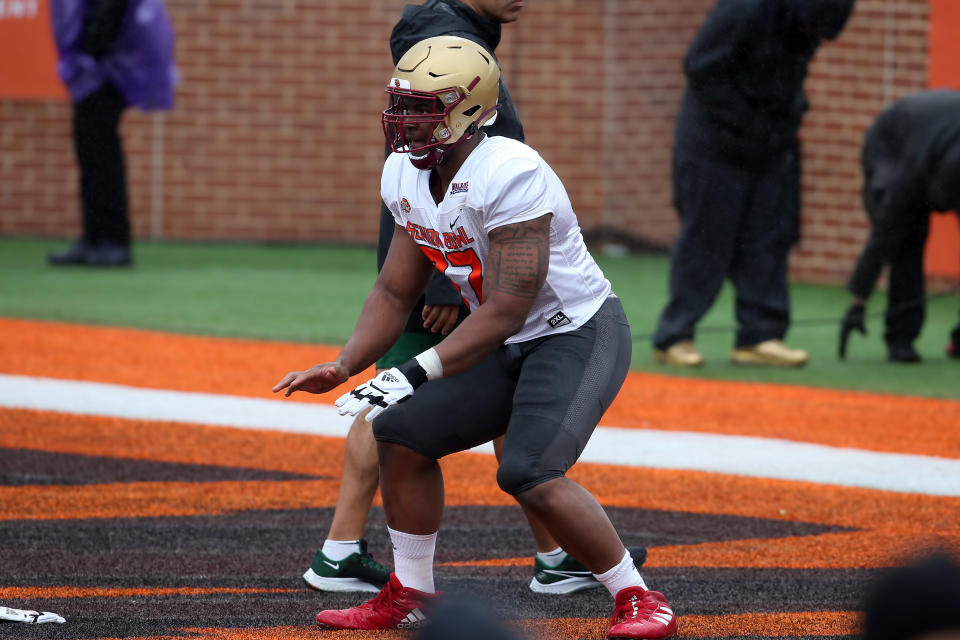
[0, 606, 66, 624]
[335, 367, 415, 421]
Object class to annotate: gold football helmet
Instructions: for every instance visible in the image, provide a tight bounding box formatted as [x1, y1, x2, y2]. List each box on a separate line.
[383, 35, 501, 169]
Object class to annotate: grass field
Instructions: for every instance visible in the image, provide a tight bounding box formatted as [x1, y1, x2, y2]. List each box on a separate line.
[2, 236, 958, 398]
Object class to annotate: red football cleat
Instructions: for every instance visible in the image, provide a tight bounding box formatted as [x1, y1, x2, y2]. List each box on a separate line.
[607, 586, 677, 639]
[315, 572, 437, 630]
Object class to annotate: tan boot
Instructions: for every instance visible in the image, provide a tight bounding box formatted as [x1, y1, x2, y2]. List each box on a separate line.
[730, 339, 809, 367]
[653, 340, 704, 366]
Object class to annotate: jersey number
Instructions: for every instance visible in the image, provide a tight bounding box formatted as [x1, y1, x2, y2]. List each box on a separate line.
[420, 246, 484, 309]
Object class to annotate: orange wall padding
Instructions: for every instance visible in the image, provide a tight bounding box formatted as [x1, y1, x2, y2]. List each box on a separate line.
[0, 1, 66, 100]
[925, 0, 960, 277]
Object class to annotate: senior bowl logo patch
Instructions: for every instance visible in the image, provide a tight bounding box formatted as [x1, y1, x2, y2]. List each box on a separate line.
[400, 197, 411, 214]
[450, 181, 469, 195]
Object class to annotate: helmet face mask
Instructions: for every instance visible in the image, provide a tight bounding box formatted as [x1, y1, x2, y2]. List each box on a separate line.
[382, 36, 501, 170]
[383, 86, 469, 170]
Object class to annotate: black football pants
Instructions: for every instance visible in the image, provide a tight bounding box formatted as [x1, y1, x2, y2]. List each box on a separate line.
[653, 148, 797, 350]
[73, 82, 130, 246]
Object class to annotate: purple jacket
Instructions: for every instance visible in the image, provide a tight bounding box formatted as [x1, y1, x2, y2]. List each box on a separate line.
[50, 0, 177, 110]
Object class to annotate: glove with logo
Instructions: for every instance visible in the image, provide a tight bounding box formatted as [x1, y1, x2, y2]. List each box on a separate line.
[0, 606, 66, 624]
[838, 303, 867, 359]
[335, 361, 428, 421]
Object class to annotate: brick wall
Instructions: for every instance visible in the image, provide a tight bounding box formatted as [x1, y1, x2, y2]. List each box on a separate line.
[0, 0, 932, 285]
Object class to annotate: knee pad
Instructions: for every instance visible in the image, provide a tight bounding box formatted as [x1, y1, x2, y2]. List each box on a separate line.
[496, 416, 582, 495]
[496, 453, 561, 496]
[371, 405, 409, 446]
[372, 403, 459, 460]
[496, 456, 533, 495]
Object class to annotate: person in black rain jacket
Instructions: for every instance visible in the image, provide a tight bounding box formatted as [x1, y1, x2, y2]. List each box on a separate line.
[652, 0, 855, 368]
[839, 90, 960, 363]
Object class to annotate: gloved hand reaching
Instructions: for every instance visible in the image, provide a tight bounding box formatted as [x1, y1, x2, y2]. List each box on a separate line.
[838, 303, 867, 359]
[335, 366, 418, 421]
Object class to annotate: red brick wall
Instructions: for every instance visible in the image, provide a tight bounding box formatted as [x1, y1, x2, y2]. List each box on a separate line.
[0, 0, 932, 285]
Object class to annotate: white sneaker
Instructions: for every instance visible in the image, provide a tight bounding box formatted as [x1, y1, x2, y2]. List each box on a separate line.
[731, 340, 808, 367]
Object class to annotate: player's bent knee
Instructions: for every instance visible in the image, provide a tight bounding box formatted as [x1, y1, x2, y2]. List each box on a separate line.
[496, 458, 558, 496]
[372, 408, 440, 460]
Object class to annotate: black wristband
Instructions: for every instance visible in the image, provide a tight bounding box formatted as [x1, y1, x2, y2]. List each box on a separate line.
[396, 359, 429, 389]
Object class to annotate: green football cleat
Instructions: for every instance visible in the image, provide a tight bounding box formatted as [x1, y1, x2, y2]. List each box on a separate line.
[530, 546, 647, 595]
[302, 539, 390, 593]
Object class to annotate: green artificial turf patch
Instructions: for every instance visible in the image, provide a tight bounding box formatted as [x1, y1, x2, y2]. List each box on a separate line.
[2, 237, 958, 398]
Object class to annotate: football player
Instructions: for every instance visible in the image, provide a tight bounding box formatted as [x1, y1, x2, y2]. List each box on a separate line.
[275, 36, 676, 639]
[298, 0, 645, 599]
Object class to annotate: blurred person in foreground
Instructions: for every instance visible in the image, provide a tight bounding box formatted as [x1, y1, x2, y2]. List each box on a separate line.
[48, 0, 177, 267]
[862, 552, 960, 640]
[415, 595, 526, 640]
[838, 90, 960, 363]
[301, 0, 644, 598]
[651, 0, 855, 367]
[275, 35, 674, 638]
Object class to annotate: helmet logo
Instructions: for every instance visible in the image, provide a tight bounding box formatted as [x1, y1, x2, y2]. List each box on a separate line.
[400, 198, 411, 214]
[443, 91, 459, 104]
[394, 79, 401, 87]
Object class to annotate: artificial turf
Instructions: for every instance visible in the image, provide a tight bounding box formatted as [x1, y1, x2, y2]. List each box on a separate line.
[1, 236, 957, 398]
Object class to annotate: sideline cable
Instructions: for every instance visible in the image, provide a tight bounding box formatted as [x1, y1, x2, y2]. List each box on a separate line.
[628, 284, 960, 343]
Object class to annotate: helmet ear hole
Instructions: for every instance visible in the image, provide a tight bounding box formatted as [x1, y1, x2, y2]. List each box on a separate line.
[462, 105, 481, 117]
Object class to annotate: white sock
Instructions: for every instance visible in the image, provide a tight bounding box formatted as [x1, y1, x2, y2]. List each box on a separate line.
[594, 549, 646, 597]
[536, 547, 567, 566]
[388, 526, 437, 593]
[321, 539, 361, 561]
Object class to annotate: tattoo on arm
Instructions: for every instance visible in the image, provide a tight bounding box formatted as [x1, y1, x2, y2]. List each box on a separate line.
[486, 215, 551, 298]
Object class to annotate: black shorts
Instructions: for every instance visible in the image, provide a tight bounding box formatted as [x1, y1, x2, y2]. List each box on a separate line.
[372, 296, 632, 494]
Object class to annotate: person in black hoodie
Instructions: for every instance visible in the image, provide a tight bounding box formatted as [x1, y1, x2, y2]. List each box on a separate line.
[839, 90, 960, 363]
[300, 0, 644, 597]
[652, 0, 855, 368]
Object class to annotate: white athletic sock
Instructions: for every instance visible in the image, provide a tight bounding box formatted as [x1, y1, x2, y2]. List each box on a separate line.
[321, 539, 361, 561]
[388, 526, 437, 593]
[536, 547, 567, 566]
[594, 549, 646, 597]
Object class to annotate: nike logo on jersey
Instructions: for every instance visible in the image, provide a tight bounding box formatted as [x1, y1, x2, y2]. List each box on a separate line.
[449, 215, 460, 230]
[323, 560, 340, 570]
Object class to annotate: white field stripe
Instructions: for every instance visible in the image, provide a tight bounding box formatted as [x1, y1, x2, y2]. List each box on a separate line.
[0, 374, 354, 436]
[1, 374, 958, 497]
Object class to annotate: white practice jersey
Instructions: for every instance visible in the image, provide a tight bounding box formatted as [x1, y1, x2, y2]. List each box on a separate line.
[381, 135, 613, 344]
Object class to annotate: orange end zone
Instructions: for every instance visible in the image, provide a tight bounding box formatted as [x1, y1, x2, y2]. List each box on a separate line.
[3, 408, 958, 571]
[523, 611, 859, 639]
[0, 586, 300, 599]
[80, 611, 859, 640]
[1, 317, 957, 458]
[4, 407, 960, 532]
